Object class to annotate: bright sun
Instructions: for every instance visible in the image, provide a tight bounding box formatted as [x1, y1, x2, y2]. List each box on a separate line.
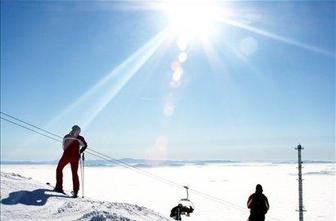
[165, 1, 220, 41]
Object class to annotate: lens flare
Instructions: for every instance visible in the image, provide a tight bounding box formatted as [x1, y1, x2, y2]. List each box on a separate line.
[146, 135, 168, 161]
[163, 102, 175, 117]
[176, 36, 188, 51]
[239, 37, 258, 57]
[178, 52, 188, 63]
[172, 67, 183, 82]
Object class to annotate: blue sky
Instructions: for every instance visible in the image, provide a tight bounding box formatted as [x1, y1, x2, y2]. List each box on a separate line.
[1, 1, 335, 161]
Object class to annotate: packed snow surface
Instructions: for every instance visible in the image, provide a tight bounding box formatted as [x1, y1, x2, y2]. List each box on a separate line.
[0, 172, 170, 221]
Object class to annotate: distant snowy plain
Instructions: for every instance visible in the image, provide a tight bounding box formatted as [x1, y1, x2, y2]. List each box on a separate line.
[1, 162, 334, 221]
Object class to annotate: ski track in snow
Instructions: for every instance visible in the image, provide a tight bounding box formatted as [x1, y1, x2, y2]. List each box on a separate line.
[0, 172, 171, 221]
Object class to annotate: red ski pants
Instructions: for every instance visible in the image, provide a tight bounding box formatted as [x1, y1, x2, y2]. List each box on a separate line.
[55, 155, 79, 193]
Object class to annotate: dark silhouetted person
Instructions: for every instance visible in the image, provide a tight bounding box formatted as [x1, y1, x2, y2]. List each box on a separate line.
[247, 184, 269, 221]
[54, 125, 87, 198]
[170, 203, 194, 220]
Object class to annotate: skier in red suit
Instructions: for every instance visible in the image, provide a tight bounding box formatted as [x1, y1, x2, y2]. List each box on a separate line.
[54, 125, 87, 197]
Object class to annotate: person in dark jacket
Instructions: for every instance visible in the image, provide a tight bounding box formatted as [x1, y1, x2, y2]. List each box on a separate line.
[54, 125, 87, 197]
[170, 203, 183, 220]
[170, 203, 194, 220]
[247, 184, 269, 221]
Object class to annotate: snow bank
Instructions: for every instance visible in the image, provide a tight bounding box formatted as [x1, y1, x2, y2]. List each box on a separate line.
[0, 172, 170, 221]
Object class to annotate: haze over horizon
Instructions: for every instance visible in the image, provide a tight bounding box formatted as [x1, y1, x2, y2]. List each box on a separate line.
[1, 1, 335, 161]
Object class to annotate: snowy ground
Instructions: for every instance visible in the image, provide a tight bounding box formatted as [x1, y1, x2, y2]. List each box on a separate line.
[1, 163, 335, 221]
[0, 172, 170, 221]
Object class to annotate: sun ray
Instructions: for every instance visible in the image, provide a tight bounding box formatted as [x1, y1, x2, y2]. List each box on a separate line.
[80, 29, 169, 129]
[82, 31, 171, 128]
[43, 29, 169, 131]
[219, 18, 334, 57]
[200, 36, 222, 70]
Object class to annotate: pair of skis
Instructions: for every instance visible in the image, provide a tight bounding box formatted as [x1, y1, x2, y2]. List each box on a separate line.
[46, 182, 79, 198]
[45, 182, 71, 196]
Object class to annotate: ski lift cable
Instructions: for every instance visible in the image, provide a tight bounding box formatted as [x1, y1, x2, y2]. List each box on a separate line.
[0, 112, 283, 220]
[0, 113, 182, 188]
[0, 113, 268, 217]
[0, 113, 247, 213]
[86, 149, 182, 189]
[0, 112, 188, 188]
[87, 148, 183, 187]
[0, 114, 183, 187]
[1, 112, 63, 139]
[190, 188, 247, 212]
[0, 117, 62, 143]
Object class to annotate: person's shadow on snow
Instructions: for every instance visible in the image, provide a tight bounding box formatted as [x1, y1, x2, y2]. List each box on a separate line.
[1, 188, 69, 206]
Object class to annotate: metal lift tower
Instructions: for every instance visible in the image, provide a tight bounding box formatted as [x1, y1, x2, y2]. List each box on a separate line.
[295, 144, 305, 221]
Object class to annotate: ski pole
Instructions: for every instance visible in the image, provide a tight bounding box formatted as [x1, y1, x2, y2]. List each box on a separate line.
[79, 153, 83, 197]
[81, 153, 85, 198]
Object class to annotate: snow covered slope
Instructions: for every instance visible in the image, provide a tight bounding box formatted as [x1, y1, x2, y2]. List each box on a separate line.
[0, 172, 170, 221]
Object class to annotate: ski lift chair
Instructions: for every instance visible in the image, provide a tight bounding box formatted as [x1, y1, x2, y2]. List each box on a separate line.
[178, 186, 194, 216]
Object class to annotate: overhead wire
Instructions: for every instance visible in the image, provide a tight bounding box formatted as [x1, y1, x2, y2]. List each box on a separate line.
[0, 112, 187, 189]
[0, 117, 62, 143]
[0, 111, 283, 220]
[1, 112, 62, 139]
